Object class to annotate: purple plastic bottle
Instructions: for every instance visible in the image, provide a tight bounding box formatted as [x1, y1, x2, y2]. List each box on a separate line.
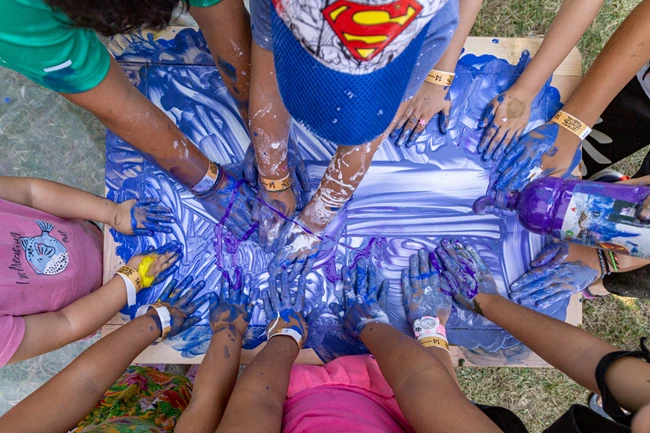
[474, 177, 650, 258]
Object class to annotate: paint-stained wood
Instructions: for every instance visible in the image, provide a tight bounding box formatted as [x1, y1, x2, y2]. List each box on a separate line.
[102, 35, 583, 367]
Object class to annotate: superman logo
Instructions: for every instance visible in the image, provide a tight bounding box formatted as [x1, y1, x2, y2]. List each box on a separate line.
[322, 0, 423, 62]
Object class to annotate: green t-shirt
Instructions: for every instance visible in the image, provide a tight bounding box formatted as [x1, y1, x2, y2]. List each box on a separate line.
[0, 0, 221, 94]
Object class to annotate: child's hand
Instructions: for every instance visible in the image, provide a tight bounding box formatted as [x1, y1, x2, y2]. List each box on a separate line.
[436, 239, 498, 314]
[126, 241, 183, 289]
[268, 217, 321, 281]
[150, 276, 211, 338]
[330, 259, 390, 337]
[253, 188, 296, 253]
[402, 249, 451, 327]
[113, 198, 174, 236]
[262, 271, 309, 348]
[207, 267, 258, 335]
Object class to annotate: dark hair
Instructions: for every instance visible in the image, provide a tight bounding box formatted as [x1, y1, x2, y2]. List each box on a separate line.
[44, 0, 189, 36]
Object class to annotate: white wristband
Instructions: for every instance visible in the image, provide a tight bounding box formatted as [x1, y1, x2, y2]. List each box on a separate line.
[116, 272, 137, 307]
[268, 328, 302, 347]
[136, 303, 172, 343]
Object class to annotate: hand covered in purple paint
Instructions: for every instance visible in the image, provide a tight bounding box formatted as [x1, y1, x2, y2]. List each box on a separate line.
[126, 241, 183, 289]
[243, 141, 311, 210]
[492, 122, 582, 193]
[435, 239, 498, 314]
[330, 259, 390, 337]
[401, 249, 451, 326]
[113, 197, 174, 236]
[509, 242, 599, 309]
[198, 163, 258, 241]
[208, 267, 258, 335]
[150, 275, 211, 338]
[390, 82, 451, 148]
[263, 271, 309, 348]
[268, 216, 321, 281]
[252, 188, 296, 252]
[477, 88, 532, 161]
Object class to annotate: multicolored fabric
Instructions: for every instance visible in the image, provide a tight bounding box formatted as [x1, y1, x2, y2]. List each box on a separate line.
[71, 366, 192, 433]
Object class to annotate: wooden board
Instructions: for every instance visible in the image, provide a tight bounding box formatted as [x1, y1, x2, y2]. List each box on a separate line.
[102, 36, 583, 367]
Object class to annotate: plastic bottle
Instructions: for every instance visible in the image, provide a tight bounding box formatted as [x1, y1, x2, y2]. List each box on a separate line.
[474, 177, 650, 258]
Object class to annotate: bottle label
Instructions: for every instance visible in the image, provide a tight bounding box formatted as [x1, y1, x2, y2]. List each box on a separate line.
[560, 192, 650, 258]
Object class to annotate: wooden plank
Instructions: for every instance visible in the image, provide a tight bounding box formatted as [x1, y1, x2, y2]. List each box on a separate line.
[102, 36, 583, 367]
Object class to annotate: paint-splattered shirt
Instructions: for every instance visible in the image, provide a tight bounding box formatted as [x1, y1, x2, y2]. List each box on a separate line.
[0, 198, 103, 366]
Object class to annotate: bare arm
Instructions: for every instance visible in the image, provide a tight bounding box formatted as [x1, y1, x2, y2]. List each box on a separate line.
[0, 312, 161, 433]
[190, 0, 251, 124]
[476, 292, 650, 412]
[362, 323, 501, 433]
[0, 176, 117, 225]
[216, 336, 299, 433]
[434, 0, 483, 72]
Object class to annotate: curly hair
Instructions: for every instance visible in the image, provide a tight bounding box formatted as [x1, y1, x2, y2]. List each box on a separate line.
[44, 0, 190, 36]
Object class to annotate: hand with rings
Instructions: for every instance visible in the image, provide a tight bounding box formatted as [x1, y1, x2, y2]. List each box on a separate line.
[390, 81, 452, 148]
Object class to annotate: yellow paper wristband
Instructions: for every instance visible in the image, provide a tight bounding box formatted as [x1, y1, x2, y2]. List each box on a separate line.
[192, 161, 219, 195]
[259, 174, 292, 192]
[150, 302, 172, 342]
[115, 265, 143, 293]
[419, 336, 450, 352]
[551, 110, 592, 140]
[137, 256, 156, 288]
[425, 69, 455, 87]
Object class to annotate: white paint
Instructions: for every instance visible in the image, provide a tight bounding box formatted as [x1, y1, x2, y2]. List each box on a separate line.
[43, 60, 72, 72]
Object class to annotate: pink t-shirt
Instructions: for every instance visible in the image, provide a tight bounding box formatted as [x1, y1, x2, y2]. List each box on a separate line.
[0, 199, 103, 366]
[283, 355, 415, 433]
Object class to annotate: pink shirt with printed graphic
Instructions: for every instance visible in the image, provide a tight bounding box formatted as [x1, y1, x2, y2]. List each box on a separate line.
[0, 198, 103, 366]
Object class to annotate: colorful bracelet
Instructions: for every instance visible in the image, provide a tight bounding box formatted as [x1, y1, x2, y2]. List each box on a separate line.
[551, 110, 592, 140]
[413, 316, 447, 340]
[259, 174, 292, 192]
[597, 249, 611, 279]
[115, 265, 143, 306]
[425, 69, 455, 87]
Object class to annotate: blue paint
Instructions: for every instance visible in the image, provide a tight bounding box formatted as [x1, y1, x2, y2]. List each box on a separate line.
[401, 249, 451, 325]
[3, 97, 9, 103]
[492, 39, 499, 44]
[217, 57, 238, 83]
[106, 28, 569, 362]
[129, 197, 174, 236]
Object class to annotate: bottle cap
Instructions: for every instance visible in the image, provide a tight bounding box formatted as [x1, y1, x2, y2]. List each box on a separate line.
[494, 190, 520, 211]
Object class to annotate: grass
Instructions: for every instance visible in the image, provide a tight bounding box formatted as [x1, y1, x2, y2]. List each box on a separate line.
[459, 1, 649, 431]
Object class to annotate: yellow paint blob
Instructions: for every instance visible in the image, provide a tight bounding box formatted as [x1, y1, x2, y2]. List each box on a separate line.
[138, 256, 156, 288]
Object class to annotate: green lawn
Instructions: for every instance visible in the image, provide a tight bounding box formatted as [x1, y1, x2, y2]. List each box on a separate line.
[460, 1, 649, 431]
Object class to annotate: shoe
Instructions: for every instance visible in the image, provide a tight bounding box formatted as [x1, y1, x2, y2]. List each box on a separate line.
[589, 169, 630, 183]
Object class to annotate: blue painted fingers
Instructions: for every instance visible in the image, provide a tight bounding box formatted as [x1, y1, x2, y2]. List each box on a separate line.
[208, 267, 258, 334]
[401, 249, 451, 326]
[330, 259, 390, 337]
[509, 242, 599, 309]
[253, 189, 296, 253]
[435, 239, 497, 313]
[130, 197, 174, 236]
[157, 275, 211, 337]
[198, 163, 259, 242]
[262, 271, 310, 347]
[477, 90, 531, 162]
[268, 218, 321, 282]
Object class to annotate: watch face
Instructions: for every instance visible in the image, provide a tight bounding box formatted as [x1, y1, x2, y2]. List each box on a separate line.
[420, 317, 437, 330]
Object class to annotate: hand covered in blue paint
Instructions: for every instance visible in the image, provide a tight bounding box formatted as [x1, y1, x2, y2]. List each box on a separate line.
[268, 217, 321, 281]
[436, 239, 498, 314]
[390, 82, 451, 148]
[126, 241, 183, 289]
[263, 271, 309, 348]
[208, 267, 258, 335]
[492, 122, 582, 193]
[243, 141, 311, 210]
[113, 197, 174, 236]
[198, 164, 258, 241]
[402, 249, 451, 326]
[150, 275, 211, 338]
[477, 88, 532, 161]
[252, 189, 296, 252]
[330, 259, 390, 337]
[509, 242, 599, 309]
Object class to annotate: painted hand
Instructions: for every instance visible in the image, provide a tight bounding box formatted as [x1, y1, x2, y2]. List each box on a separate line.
[113, 198, 174, 236]
[477, 88, 532, 161]
[252, 188, 296, 252]
[153, 275, 211, 338]
[509, 242, 599, 309]
[493, 122, 582, 193]
[198, 164, 258, 241]
[401, 249, 451, 326]
[436, 239, 498, 313]
[330, 259, 390, 337]
[207, 267, 258, 335]
[390, 82, 451, 148]
[262, 271, 309, 348]
[243, 141, 311, 209]
[126, 241, 183, 289]
[268, 217, 321, 281]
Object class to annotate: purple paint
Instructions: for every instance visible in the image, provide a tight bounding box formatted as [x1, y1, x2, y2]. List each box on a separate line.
[494, 177, 650, 258]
